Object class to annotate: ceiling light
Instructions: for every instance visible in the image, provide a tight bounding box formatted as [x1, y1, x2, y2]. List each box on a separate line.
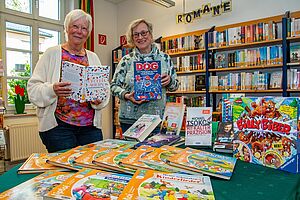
[152, 0, 175, 8]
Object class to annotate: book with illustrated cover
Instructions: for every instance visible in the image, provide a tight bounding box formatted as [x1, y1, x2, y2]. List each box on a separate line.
[118, 169, 215, 200]
[134, 60, 162, 101]
[93, 139, 137, 149]
[0, 171, 73, 200]
[46, 145, 94, 171]
[92, 147, 136, 174]
[18, 153, 67, 174]
[119, 145, 155, 170]
[213, 121, 234, 153]
[160, 102, 185, 135]
[134, 133, 181, 148]
[214, 52, 228, 68]
[185, 107, 213, 146]
[167, 147, 237, 180]
[232, 97, 300, 173]
[61, 61, 110, 102]
[123, 114, 162, 142]
[269, 71, 282, 89]
[43, 168, 131, 200]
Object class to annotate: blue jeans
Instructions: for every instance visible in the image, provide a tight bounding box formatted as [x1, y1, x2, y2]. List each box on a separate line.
[39, 118, 103, 153]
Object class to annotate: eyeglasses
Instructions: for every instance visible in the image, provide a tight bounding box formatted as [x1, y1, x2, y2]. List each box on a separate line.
[70, 24, 88, 33]
[133, 31, 150, 38]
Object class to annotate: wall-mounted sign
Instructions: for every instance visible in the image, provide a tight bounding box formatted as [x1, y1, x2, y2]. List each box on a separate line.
[120, 35, 127, 46]
[98, 34, 107, 45]
[176, 0, 232, 24]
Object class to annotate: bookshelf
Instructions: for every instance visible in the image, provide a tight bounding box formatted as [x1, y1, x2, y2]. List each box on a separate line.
[161, 11, 300, 111]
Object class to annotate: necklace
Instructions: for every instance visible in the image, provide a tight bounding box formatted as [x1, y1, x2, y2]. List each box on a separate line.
[62, 44, 85, 56]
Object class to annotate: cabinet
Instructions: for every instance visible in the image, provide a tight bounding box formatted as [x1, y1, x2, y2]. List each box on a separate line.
[161, 11, 300, 112]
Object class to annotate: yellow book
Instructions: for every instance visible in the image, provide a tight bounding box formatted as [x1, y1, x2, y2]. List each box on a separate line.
[118, 169, 215, 200]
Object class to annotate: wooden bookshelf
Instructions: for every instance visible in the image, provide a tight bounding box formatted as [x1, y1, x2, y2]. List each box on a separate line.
[167, 91, 206, 94]
[176, 69, 206, 75]
[168, 49, 206, 57]
[209, 89, 283, 93]
[209, 64, 282, 72]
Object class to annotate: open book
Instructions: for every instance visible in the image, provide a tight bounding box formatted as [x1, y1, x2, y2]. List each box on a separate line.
[61, 61, 110, 102]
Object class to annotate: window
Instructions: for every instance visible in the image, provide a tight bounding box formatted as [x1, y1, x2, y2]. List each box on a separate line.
[0, 0, 65, 111]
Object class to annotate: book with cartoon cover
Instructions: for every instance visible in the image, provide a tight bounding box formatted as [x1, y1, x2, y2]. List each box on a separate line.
[160, 102, 185, 135]
[61, 61, 110, 102]
[0, 171, 73, 200]
[18, 153, 66, 174]
[134, 60, 161, 100]
[43, 168, 131, 200]
[93, 139, 137, 149]
[92, 147, 135, 174]
[232, 97, 300, 173]
[118, 169, 215, 200]
[167, 147, 237, 180]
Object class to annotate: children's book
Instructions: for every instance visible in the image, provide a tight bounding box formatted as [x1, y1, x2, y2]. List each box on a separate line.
[61, 61, 110, 102]
[46, 145, 94, 171]
[0, 171, 73, 200]
[134, 133, 182, 148]
[118, 169, 215, 200]
[232, 97, 300, 173]
[160, 102, 185, 135]
[119, 145, 155, 170]
[43, 168, 132, 200]
[92, 147, 136, 174]
[269, 71, 282, 89]
[134, 60, 162, 100]
[213, 121, 234, 153]
[18, 153, 67, 174]
[123, 114, 162, 142]
[167, 147, 237, 180]
[93, 138, 137, 149]
[185, 107, 213, 146]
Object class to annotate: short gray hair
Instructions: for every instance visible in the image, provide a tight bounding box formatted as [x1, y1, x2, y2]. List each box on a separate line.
[64, 9, 93, 41]
[126, 19, 153, 47]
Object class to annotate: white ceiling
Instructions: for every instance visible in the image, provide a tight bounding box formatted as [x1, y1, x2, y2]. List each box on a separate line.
[104, 0, 126, 4]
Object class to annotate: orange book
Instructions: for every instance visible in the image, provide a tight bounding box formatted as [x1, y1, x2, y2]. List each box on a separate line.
[44, 168, 131, 200]
[92, 147, 135, 174]
[93, 138, 137, 149]
[118, 169, 215, 200]
[47, 145, 94, 171]
[18, 153, 66, 174]
[119, 145, 155, 170]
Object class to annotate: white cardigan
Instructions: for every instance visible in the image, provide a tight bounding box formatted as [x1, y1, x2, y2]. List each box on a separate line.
[27, 45, 110, 132]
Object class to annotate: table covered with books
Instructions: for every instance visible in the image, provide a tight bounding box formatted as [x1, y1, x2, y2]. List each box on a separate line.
[0, 146, 299, 200]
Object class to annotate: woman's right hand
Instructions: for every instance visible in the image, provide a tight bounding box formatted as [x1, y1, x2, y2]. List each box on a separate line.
[53, 82, 72, 97]
[124, 91, 147, 105]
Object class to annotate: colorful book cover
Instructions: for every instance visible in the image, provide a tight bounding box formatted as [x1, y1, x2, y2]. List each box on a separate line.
[134, 133, 181, 148]
[213, 121, 234, 153]
[123, 114, 162, 142]
[0, 171, 73, 200]
[47, 145, 94, 171]
[167, 147, 237, 180]
[93, 139, 137, 149]
[18, 153, 66, 174]
[43, 168, 131, 200]
[92, 147, 136, 174]
[232, 97, 300, 173]
[119, 145, 155, 170]
[118, 169, 215, 200]
[185, 107, 213, 146]
[61, 61, 110, 102]
[134, 60, 162, 101]
[214, 52, 228, 68]
[140, 145, 188, 173]
[160, 102, 185, 135]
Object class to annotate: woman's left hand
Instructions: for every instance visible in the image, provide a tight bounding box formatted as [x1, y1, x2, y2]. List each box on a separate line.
[161, 74, 171, 87]
[91, 99, 102, 105]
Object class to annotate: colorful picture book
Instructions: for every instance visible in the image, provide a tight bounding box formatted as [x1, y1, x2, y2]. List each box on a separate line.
[0, 171, 73, 200]
[43, 168, 132, 200]
[123, 114, 162, 142]
[134, 60, 162, 100]
[134, 133, 181, 148]
[18, 153, 66, 174]
[232, 97, 300, 173]
[213, 121, 234, 153]
[185, 107, 213, 146]
[160, 102, 185, 135]
[93, 139, 137, 149]
[118, 169, 215, 200]
[269, 71, 282, 89]
[167, 147, 237, 180]
[61, 61, 110, 102]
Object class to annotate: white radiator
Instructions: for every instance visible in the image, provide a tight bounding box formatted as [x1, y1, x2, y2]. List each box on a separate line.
[7, 123, 47, 161]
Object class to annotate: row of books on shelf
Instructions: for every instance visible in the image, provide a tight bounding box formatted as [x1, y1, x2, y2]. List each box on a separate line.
[177, 74, 206, 92]
[208, 21, 282, 48]
[112, 46, 132, 63]
[167, 95, 206, 107]
[171, 53, 206, 72]
[288, 68, 300, 89]
[214, 45, 283, 69]
[287, 17, 300, 37]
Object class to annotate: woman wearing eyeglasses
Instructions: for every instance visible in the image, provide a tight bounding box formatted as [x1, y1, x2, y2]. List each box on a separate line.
[111, 19, 179, 133]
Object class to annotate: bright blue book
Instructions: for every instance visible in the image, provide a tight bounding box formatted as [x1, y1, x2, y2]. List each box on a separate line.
[134, 61, 162, 101]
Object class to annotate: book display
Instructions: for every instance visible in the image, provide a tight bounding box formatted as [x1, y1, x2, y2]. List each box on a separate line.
[213, 121, 234, 153]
